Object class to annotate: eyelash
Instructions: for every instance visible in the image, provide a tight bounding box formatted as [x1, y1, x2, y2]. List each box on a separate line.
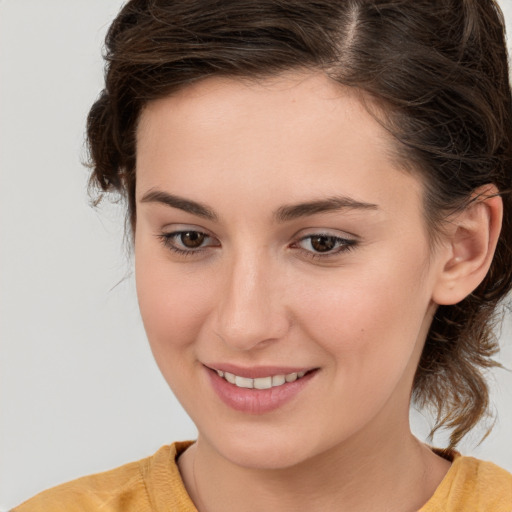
[156, 231, 358, 259]
[157, 231, 216, 257]
[292, 233, 357, 260]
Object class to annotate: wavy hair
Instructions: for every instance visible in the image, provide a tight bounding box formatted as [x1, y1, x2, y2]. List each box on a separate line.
[86, 0, 512, 447]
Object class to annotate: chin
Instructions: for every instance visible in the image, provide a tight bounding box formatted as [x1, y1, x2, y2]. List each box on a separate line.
[200, 425, 329, 471]
[222, 443, 309, 471]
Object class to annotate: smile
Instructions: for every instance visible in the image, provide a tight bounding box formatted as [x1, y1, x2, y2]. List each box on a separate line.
[214, 369, 308, 389]
[206, 365, 317, 413]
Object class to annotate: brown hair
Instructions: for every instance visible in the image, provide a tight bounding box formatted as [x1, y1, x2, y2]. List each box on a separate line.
[87, 0, 512, 447]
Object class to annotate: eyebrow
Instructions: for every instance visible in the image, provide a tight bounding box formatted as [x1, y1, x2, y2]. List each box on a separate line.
[140, 190, 218, 221]
[274, 196, 379, 222]
[140, 189, 378, 223]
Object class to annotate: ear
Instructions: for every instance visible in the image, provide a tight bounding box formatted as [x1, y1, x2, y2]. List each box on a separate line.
[432, 185, 503, 306]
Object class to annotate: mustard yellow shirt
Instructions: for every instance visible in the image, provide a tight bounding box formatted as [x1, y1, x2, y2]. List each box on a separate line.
[12, 441, 512, 511]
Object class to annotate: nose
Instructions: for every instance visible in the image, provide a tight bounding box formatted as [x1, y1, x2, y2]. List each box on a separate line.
[212, 250, 290, 351]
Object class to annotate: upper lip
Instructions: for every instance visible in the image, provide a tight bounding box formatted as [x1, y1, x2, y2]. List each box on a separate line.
[204, 363, 316, 379]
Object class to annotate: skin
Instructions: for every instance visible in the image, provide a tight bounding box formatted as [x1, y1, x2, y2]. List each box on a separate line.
[134, 72, 501, 511]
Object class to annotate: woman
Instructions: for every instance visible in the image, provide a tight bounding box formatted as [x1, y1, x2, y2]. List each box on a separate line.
[13, 0, 512, 510]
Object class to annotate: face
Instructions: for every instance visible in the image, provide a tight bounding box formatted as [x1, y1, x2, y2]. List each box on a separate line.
[134, 72, 445, 470]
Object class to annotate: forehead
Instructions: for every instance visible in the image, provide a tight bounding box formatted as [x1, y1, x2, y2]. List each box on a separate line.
[137, 72, 391, 151]
[135, 71, 423, 217]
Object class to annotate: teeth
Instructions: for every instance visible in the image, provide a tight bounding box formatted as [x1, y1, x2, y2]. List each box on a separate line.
[217, 369, 309, 389]
[285, 372, 297, 383]
[271, 374, 285, 386]
[254, 376, 272, 389]
[224, 372, 236, 384]
[235, 376, 253, 389]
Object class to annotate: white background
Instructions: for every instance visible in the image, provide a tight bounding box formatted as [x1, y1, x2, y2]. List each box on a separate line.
[1, 1, 511, 509]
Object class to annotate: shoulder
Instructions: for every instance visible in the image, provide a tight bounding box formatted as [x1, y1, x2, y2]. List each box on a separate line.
[422, 453, 512, 512]
[12, 441, 197, 512]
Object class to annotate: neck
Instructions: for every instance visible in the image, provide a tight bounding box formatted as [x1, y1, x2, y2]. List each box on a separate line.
[179, 416, 451, 512]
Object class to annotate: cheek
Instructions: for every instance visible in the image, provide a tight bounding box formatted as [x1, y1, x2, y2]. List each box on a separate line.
[135, 245, 212, 357]
[292, 253, 432, 387]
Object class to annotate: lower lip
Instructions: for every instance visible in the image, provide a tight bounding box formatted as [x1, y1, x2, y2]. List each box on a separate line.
[206, 368, 316, 414]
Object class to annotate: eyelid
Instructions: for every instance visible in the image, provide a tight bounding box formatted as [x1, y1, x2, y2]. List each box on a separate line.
[290, 229, 359, 259]
[293, 226, 359, 242]
[295, 233, 357, 247]
[155, 224, 359, 259]
[160, 222, 213, 233]
[159, 223, 217, 240]
[156, 224, 220, 256]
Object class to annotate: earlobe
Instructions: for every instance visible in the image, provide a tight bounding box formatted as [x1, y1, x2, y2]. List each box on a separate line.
[432, 186, 503, 306]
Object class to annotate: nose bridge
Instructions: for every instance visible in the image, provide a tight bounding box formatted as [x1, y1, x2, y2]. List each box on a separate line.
[214, 246, 288, 350]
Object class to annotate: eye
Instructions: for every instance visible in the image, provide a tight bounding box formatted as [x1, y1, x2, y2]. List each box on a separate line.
[177, 231, 207, 248]
[294, 233, 357, 258]
[157, 229, 219, 256]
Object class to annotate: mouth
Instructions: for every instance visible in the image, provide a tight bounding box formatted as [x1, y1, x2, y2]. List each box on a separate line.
[204, 364, 318, 414]
[212, 368, 309, 390]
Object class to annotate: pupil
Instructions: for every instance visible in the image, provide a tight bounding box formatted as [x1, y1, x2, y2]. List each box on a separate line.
[311, 235, 336, 252]
[181, 231, 205, 248]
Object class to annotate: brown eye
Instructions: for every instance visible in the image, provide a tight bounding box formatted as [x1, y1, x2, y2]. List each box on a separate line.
[158, 229, 219, 255]
[180, 231, 206, 248]
[295, 233, 357, 258]
[310, 235, 337, 252]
